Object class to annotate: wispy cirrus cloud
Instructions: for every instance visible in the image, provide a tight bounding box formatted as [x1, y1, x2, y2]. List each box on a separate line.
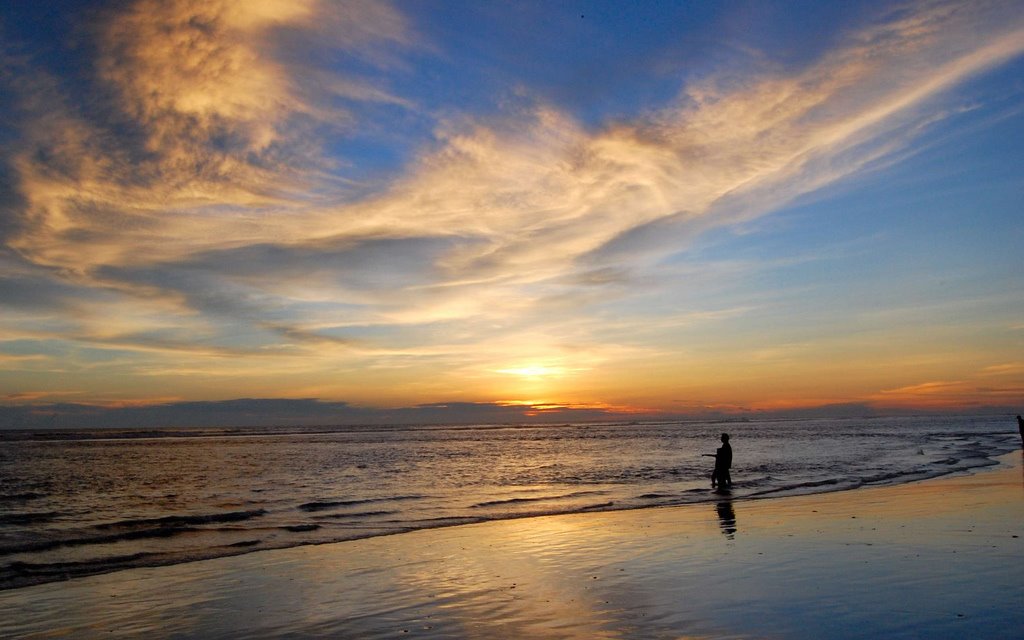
[6, 0, 418, 272]
[981, 363, 1024, 376]
[1, 0, 1023, 408]
[874, 360, 1024, 407]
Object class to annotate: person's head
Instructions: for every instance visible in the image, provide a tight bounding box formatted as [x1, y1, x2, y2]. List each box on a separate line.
[721, 433, 729, 443]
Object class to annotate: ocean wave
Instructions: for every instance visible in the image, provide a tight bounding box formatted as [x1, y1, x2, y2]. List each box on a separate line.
[420, 500, 622, 526]
[94, 509, 267, 530]
[0, 509, 269, 556]
[573, 501, 617, 512]
[471, 490, 608, 508]
[0, 512, 61, 526]
[744, 477, 862, 498]
[0, 550, 182, 590]
[312, 510, 398, 519]
[0, 526, 199, 555]
[0, 492, 44, 503]
[298, 495, 423, 512]
[3, 552, 158, 578]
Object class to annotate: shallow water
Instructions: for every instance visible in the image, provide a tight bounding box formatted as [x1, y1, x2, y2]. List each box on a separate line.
[0, 415, 1018, 590]
[1, 456, 1021, 639]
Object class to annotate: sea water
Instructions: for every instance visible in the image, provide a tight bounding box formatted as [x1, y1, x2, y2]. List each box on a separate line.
[0, 415, 1018, 590]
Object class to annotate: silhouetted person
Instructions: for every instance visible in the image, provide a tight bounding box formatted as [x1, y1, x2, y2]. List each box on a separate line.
[703, 433, 732, 489]
[1017, 415, 1023, 445]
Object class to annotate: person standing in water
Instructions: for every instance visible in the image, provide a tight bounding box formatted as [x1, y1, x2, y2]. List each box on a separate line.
[1017, 415, 1023, 445]
[703, 433, 733, 489]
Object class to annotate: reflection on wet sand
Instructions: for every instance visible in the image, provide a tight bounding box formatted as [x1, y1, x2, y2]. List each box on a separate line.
[715, 500, 737, 539]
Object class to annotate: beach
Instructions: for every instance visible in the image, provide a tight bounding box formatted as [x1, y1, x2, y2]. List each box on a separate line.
[4, 2, 1024, 637]
[1, 451, 1021, 639]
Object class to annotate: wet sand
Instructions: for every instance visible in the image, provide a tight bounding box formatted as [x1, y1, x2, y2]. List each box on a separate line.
[2, 453, 1023, 639]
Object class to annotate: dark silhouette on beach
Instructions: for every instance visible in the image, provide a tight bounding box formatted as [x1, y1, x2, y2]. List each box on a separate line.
[715, 499, 737, 539]
[1017, 415, 1023, 445]
[703, 433, 732, 489]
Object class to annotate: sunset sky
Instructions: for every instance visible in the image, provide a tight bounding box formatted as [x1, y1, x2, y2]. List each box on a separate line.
[1, 1, 1023, 426]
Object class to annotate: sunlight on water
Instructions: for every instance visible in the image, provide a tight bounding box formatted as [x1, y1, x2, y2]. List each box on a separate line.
[0, 415, 1018, 589]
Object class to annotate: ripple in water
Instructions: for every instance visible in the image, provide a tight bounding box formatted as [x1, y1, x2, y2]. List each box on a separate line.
[0, 415, 1017, 589]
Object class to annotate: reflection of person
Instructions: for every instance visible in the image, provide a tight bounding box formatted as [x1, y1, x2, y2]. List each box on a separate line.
[715, 500, 737, 539]
[703, 433, 733, 489]
[1017, 415, 1024, 445]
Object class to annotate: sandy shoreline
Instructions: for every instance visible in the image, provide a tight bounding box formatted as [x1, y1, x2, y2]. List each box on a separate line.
[2, 452, 1022, 638]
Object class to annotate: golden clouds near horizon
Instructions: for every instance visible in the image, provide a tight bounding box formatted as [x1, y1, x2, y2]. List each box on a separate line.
[497, 365, 570, 379]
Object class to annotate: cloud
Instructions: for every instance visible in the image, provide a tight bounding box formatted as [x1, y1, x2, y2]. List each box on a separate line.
[879, 380, 965, 395]
[96, 0, 314, 155]
[981, 363, 1024, 376]
[0, 398, 636, 429]
[1, 0, 1023, 405]
[4, 0, 418, 274]
[875, 370, 1024, 407]
[2, 395, 1012, 430]
[94, 0, 415, 159]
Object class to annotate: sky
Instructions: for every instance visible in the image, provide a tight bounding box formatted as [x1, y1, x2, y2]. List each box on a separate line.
[1, 0, 1023, 427]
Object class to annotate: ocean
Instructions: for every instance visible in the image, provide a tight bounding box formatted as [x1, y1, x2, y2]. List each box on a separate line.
[0, 415, 1019, 591]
